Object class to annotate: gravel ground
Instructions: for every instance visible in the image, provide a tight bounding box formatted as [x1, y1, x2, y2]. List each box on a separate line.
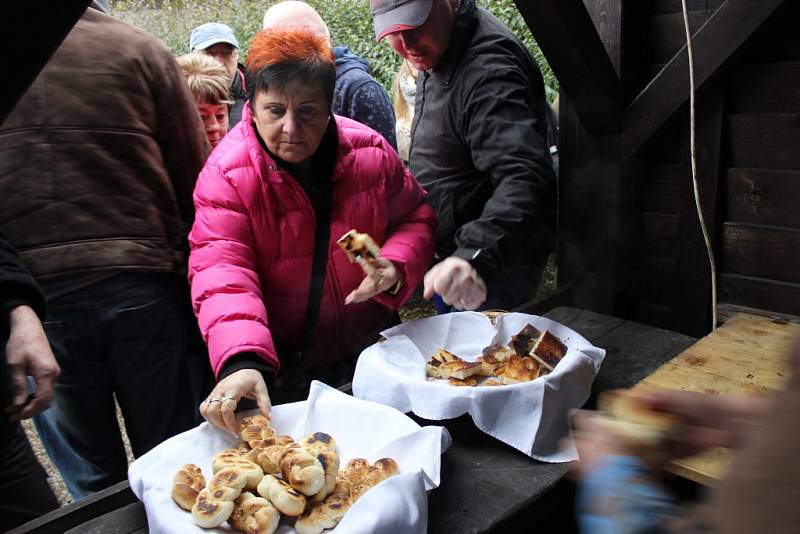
[26, 261, 555, 509]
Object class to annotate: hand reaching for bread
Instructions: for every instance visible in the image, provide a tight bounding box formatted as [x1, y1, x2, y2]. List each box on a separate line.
[200, 369, 272, 437]
[171, 415, 399, 533]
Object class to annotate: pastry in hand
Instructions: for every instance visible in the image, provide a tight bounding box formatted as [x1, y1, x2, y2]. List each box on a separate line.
[337, 229, 381, 266]
[171, 463, 205, 511]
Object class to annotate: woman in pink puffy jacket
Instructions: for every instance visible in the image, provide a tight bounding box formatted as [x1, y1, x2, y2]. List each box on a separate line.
[188, 28, 436, 434]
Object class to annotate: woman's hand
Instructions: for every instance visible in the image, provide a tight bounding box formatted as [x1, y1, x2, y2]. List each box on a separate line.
[423, 256, 487, 310]
[345, 257, 400, 304]
[200, 369, 272, 436]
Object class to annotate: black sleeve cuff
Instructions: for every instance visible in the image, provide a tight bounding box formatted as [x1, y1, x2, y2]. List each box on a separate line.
[452, 247, 496, 286]
[0, 283, 47, 320]
[218, 352, 275, 385]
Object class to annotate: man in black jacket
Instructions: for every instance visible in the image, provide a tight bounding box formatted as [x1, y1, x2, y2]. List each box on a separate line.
[0, 231, 60, 530]
[372, 0, 556, 311]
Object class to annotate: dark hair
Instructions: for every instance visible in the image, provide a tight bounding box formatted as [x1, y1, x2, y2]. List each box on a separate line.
[245, 28, 336, 110]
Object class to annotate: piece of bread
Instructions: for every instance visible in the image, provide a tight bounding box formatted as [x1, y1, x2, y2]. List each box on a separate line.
[295, 492, 353, 534]
[596, 389, 681, 462]
[337, 229, 381, 266]
[497, 356, 541, 384]
[481, 379, 505, 387]
[299, 432, 337, 457]
[192, 488, 236, 528]
[230, 492, 280, 534]
[311, 450, 341, 503]
[426, 349, 482, 380]
[509, 324, 542, 357]
[481, 343, 516, 364]
[280, 444, 326, 496]
[209, 467, 249, 493]
[531, 330, 567, 371]
[192, 468, 246, 529]
[340, 457, 400, 503]
[448, 376, 478, 386]
[243, 435, 295, 474]
[239, 414, 276, 445]
[211, 450, 263, 490]
[257, 474, 307, 516]
[171, 463, 206, 511]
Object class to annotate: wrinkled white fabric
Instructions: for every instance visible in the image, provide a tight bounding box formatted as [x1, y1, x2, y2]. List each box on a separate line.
[353, 312, 605, 462]
[129, 381, 451, 534]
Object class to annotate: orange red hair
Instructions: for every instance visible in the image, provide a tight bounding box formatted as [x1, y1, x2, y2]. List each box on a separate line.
[246, 28, 335, 72]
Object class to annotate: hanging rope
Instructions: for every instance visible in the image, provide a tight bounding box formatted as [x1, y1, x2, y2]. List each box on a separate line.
[681, 0, 718, 330]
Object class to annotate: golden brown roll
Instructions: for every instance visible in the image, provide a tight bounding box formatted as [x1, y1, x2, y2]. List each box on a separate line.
[280, 444, 325, 496]
[171, 463, 205, 511]
[211, 451, 263, 490]
[191, 488, 235, 528]
[310, 450, 340, 503]
[257, 474, 307, 517]
[299, 432, 337, 457]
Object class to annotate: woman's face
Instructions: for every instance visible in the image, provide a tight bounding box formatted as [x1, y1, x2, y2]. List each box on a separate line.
[252, 79, 330, 164]
[197, 102, 229, 148]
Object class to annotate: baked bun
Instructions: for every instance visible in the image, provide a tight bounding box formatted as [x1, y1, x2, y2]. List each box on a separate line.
[244, 435, 295, 474]
[310, 450, 340, 503]
[295, 493, 353, 534]
[171, 463, 205, 511]
[299, 432, 337, 457]
[257, 474, 306, 516]
[211, 450, 263, 490]
[341, 457, 400, 503]
[191, 488, 235, 528]
[239, 414, 276, 445]
[230, 491, 280, 534]
[209, 467, 249, 493]
[280, 444, 325, 496]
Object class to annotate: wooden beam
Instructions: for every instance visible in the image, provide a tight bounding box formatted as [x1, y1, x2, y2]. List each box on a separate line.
[621, 0, 785, 161]
[515, 0, 622, 132]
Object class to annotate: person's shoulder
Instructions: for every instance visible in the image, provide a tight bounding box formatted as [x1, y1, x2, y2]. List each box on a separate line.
[82, 8, 170, 55]
[465, 7, 533, 67]
[334, 115, 387, 151]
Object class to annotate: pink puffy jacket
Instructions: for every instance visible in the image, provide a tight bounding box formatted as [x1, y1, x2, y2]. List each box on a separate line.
[189, 105, 436, 377]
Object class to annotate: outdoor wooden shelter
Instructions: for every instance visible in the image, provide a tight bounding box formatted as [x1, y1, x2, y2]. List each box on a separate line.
[514, 0, 800, 337]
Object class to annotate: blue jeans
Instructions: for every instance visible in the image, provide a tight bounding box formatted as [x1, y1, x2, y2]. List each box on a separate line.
[33, 272, 197, 499]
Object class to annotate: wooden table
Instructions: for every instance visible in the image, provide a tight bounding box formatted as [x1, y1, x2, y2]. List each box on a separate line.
[10, 307, 697, 534]
[629, 312, 798, 486]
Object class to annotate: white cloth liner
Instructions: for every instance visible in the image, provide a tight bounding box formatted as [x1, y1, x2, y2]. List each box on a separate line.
[352, 312, 605, 462]
[129, 381, 451, 534]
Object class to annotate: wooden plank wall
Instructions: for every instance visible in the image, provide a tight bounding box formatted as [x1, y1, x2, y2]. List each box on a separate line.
[719, 2, 800, 317]
[625, 0, 800, 334]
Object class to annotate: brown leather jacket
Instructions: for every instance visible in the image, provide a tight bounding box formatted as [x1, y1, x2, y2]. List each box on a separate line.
[0, 7, 209, 280]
